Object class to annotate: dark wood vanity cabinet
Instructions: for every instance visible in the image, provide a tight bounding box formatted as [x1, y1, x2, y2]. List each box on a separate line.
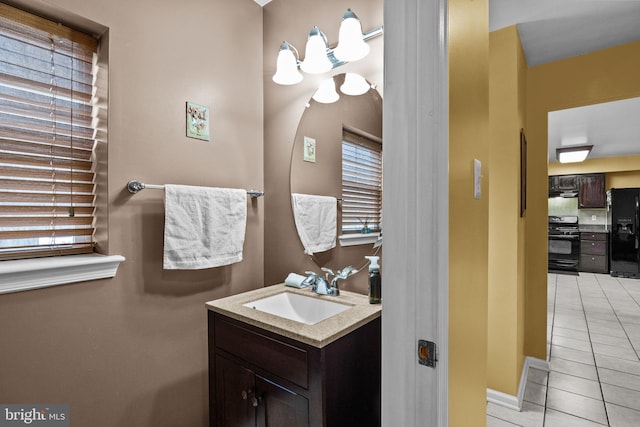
[215, 355, 309, 426]
[577, 173, 606, 208]
[208, 311, 381, 427]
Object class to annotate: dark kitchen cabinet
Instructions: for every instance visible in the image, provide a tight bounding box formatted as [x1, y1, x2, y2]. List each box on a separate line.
[549, 175, 578, 195]
[578, 173, 606, 208]
[579, 231, 609, 273]
[208, 312, 381, 427]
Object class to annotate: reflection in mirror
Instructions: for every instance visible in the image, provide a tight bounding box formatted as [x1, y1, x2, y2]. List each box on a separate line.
[290, 73, 382, 275]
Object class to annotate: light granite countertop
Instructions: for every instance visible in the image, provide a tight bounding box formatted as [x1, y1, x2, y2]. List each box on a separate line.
[206, 283, 381, 348]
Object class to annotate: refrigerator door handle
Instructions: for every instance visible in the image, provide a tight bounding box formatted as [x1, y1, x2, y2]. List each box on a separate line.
[636, 196, 639, 250]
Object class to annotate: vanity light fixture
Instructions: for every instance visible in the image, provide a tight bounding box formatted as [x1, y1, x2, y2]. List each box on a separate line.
[340, 73, 370, 96]
[334, 9, 370, 62]
[300, 26, 333, 74]
[312, 78, 340, 104]
[556, 145, 593, 163]
[271, 9, 383, 86]
[272, 41, 303, 85]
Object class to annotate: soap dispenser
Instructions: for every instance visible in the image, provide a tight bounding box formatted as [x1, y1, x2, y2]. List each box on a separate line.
[365, 256, 381, 304]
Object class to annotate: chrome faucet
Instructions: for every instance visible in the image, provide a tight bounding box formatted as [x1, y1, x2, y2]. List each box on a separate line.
[325, 266, 358, 296]
[303, 271, 334, 295]
[302, 266, 358, 297]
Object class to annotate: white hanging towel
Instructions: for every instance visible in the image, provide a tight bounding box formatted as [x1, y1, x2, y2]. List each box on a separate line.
[291, 193, 337, 256]
[163, 184, 247, 269]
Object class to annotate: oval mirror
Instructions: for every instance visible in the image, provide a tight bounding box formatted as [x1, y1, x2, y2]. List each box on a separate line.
[290, 73, 382, 274]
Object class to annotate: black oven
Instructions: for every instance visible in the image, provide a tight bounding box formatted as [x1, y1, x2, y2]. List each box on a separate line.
[548, 216, 580, 273]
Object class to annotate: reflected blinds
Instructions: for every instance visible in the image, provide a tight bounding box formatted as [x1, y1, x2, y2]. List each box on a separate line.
[341, 129, 382, 234]
[0, 4, 98, 260]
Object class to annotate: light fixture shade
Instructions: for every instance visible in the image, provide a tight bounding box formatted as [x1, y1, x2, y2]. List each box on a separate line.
[333, 9, 370, 62]
[556, 145, 593, 163]
[300, 26, 333, 74]
[340, 73, 370, 96]
[312, 78, 340, 104]
[272, 41, 303, 85]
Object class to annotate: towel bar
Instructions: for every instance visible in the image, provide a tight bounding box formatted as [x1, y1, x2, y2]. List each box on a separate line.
[126, 180, 264, 198]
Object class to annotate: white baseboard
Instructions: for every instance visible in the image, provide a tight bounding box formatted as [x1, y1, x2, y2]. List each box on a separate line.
[487, 356, 549, 412]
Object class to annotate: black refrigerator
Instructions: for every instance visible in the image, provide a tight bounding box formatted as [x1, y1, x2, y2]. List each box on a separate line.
[610, 188, 640, 278]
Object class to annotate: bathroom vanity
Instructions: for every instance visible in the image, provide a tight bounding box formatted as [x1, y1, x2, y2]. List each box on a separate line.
[206, 284, 381, 427]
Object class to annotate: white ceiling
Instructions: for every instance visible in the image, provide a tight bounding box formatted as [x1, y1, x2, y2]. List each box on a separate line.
[491, 0, 640, 163]
[548, 97, 640, 162]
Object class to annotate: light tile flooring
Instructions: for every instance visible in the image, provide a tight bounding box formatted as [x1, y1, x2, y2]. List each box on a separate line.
[487, 272, 640, 426]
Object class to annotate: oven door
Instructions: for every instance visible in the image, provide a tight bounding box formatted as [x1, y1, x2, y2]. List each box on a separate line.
[548, 234, 580, 272]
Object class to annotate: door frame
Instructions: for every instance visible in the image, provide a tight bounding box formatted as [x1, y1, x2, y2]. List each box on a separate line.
[382, 0, 449, 425]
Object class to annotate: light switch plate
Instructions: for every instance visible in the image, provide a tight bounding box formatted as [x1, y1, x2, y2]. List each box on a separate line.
[474, 159, 481, 199]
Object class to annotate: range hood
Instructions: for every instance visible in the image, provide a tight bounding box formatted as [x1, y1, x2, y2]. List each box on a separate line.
[559, 190, 578, 198]
[548, 189, 578, 198]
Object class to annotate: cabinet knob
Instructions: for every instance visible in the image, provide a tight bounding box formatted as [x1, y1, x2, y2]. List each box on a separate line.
[241, 390, 252, 400]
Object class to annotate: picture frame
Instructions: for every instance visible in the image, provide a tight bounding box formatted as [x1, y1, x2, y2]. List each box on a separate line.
[186, 101, 210, 141]
[520, 128, 527, 217]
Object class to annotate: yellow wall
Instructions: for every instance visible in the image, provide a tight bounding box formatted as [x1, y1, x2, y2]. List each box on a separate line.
[487, 26, 527, 396]
[449, 0, 489, 425]
[527, 41, 640, 358]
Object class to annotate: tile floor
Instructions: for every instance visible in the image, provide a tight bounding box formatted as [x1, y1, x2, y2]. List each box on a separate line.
[487, 272, 640, 426]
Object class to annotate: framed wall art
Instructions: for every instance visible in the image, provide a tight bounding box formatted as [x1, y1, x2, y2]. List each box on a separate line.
[186, 101, 210, 141]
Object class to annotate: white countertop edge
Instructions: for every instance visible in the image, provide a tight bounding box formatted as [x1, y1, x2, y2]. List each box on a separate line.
[0, 254, 126, 295]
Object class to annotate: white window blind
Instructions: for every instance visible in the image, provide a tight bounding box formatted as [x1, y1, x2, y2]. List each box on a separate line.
[0, 4, 98, 261]
[341, 129, 382, 234]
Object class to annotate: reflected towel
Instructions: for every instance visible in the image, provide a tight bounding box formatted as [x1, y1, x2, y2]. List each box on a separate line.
[291, 193, 337, 255]
[163, 184, 247, 269]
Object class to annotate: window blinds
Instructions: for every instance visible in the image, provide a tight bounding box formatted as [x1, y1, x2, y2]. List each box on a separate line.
[341, 129, 382, 234]
[0, 4, 98, 260]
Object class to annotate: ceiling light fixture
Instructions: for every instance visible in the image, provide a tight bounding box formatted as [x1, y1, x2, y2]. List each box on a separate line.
[271, 10, 383, 85]
[556, 145, 593, 163]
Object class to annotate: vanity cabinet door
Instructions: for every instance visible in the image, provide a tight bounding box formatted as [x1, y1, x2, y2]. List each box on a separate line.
[215, 356, 256, 427]
[256, 376, 309, 427]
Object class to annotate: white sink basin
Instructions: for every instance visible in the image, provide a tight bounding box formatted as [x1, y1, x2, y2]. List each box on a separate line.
[243, 292, 351, 325]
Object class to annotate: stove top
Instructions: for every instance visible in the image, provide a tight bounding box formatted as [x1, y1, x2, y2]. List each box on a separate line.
[549, 216, 579, 235]
[549, 215, 578, 225]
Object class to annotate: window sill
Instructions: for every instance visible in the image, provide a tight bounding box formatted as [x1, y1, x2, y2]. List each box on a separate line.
[0, 253, 125, 295]
[339, 233, 382, 247]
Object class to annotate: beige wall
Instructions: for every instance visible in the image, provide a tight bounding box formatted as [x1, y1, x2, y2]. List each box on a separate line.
[527, 40, 640, 359]
[263, 0, 383, 294]
[448, 0, 490, 424]
[487, 26, 527, 396]
[0, 0, 263, 426]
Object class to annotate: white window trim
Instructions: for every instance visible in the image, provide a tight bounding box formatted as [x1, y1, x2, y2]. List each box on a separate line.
[339, 232, 381, 247]
[0, 254, 125, 294]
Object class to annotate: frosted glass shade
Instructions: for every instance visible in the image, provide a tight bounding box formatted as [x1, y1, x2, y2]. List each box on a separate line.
[557, 145, 593, 163]
[272, 42, 303, 85]
[333, 9, 370, 62]
[300, 26, 333, 74]
[340, 73, 370, 96]
[312, 78, 340, 104]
